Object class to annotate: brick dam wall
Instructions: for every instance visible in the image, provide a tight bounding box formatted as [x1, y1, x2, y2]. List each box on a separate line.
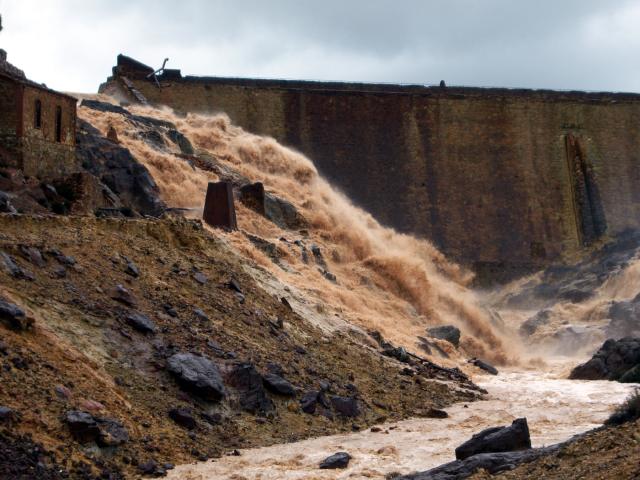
[101, 56, 640, 283]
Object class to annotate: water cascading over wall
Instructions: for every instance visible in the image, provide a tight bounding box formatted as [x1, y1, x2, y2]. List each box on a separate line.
[99, 54, 640, 283]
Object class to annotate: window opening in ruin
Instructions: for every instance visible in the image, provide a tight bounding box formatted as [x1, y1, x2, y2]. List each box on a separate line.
[34, 99, 42, 128]
[55, 106, 62, 142]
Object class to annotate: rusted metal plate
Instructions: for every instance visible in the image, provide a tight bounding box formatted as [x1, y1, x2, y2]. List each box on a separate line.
[203, 181, 237, 230]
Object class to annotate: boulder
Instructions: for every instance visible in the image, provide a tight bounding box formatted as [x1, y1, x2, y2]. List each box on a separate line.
[454, 418, 531, 460]
[0, 191, 17, 214]
[239, 182, 307, 230]
[19, 246, 46, 267]
[110, 284, 137, 307]
[426, 325, 461, 347]
[620, 364, 640, 383]
[125, 312, 156, 334]
[330, 396, 360, 417]
[168, 408, 197, 430]
[65, 410, 100, 443]
[95, 417, 129, 447]
[319, 452, 352, 469]
[166, 353, 225, 401]
[0, 252, 34, 280]
[569, 337, 640, 381]
[469, 358, 498, 375]
[0, 406, 16, 423]
[0, 300, 32, 331]
[262, 373, 296, 396]
[300, 390, 330, 414]
[226, 363, 274, 415]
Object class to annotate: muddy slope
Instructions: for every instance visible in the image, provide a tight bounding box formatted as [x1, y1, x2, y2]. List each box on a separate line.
[0, 214, 479, 478]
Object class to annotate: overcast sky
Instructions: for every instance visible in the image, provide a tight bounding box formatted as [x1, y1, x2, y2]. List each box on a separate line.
[1, 0, 639, 93]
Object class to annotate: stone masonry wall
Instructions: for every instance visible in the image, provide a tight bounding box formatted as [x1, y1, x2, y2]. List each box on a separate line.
[0, 76, 20, 167]
[20, 85, 77, 179]
[102, 59, 640, 281]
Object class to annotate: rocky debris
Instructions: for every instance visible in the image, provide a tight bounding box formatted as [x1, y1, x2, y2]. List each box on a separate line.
[0, 406, 17, 423]
[426, 325, 461, 347]
[125, 259, 140, 277]
[48, 249, 76, 266]
[399, 446, 559, 480]
[0, 191, 17, 213]
[300, 390, 331, 415]
[569, 337, 640, 381]
[137, 459, 167, 477]
[319, 452, 352, 469]
[424, 408, 449, 419]
[455, 418, 531, 460]
[0, 300, 33, 331]
[110, 284, 137, 307]
[330, 396, 360, 417]
[168, 407, 197, 430]
[519, 309, 552, 337]
[226, 363, 274, 415]
[194, 308, 209, 321]
[166, 353, 225, 401]
[247, 234, 280, 262]
[311, 244, 327, 269]
[65, 410, 129, 447]
[262, 373, 296, 396]
[1, 252, 34, 280]
[607, 296, 640, 339]
[54, 385, 72, 400]
[125, 312, 157, 334]
[76, 118, 166, 217]
[19, 245, 46, 267]
[383, 345, 411, 363]
[239, 182, 307, 230]
[468, 358, 498, 375]
[193, 271, 208, 285]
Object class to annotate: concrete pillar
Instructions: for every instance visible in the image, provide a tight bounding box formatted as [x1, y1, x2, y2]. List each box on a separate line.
[203, 181, 237, 230]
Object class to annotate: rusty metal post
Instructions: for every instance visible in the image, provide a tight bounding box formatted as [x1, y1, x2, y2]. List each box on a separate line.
[203, 181, 237, 230]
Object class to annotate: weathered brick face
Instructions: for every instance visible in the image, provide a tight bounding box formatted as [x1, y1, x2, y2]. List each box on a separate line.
[103, 60, 640, 281]
[21, 85, 77, 178]
[0, 76, 20, 167]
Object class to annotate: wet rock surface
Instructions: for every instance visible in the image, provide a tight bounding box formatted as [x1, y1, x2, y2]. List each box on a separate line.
[427, 325, 461, 347]
[455, 417, 531, 460]
[569, 337, 640, 381]
[166, 353, 226, 401]
[319, 451, 352, 469]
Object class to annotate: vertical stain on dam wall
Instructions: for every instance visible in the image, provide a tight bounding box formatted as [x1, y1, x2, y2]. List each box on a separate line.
[100, 55, 640, 283]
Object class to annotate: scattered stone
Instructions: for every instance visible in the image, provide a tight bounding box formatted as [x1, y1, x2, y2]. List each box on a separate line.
[0, 191, 17, 214]
[0, 300, 32, 331]
[226, 363, 274, 414]
[201, 412, 222, 425]
[52, 266, 67, 279]
[137, 459, 166, 476]
[0, 406, 16, 423]
[80, 399, 105, 413]
[193, 271, 208, 285]
[569, 337, 640, 381]
[65, 410, 100, 443]
[383, 346, 410, 364]
[166, 353, 225, 401]
[168, 408, 197, 430]
[0, 252, 34, 280]
[110, 285, 137, 307]
[95, 417, 129, 447]
[455, 417, 531, 460]
[125, 312, 157, 334]
[300, 390, 330, 414]
[19, 245, 46, 267]
[163, 304, 178, 318]
[54, 385, 71, 400]
[311, 244, 327, 269]
[330, 396, 361, 417]
[194, 308, 209, 321]
[49, 250, 76, 266]
[263, 373, 296, 397]
[125, 260, 140, 278]
[426, 325, 461, 347]
[424, 408, 448, 419]
[319, 452, 352, 469]
[469, 358, 498, 375]
[226, 278, 243, 294]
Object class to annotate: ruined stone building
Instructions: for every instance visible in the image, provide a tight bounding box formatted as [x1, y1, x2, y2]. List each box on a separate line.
[0, 50, 77, 179]
[101, 54, 640, 283]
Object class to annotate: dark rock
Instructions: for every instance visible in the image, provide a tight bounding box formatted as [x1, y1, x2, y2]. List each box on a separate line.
[300, 390, 330, 414]
[168, 408, 197, 430]
[125, 260, 140, 278]
[201, 412, 222, 425]
[424, 408, 449, 419]
[607, 300, 640, 339]
[95, 417, 129, 446]
[52, 266, 67, 278]
[0, 406, 16, 423]
[330, 396, 361, 417]
[469, 358, 498, 375]
[247, 234, 280, 261]
[166, 353, 225, 401]
[519, 309, 552, 337]
[263, 373, 296, 396]
[166, 129, 194, 155]
[48, 250, 76, 266]
[226, 363, 274, 414]
[383, 346, 410, 363]
[399, 446, 559, 480]
[311, 244, 327, 269]
[0, 252, 34, 280]
[0, 191, 17, 214]
[125, 312, 157, 334]
[570, 337, 640, 381]
[319, 452, 351, 469]
[620, 364, 640, 383]
[0, 300, 32, 331]
[54, 385, 71, 400]
[227, 278, 243, 294]
[65, 410, 100, 443]
[19, 245, 46, 267]
[426, 325, 461, 347]
[239, 182, 307, 230]
[163, 304, 178, 318]
[137, 459, 166, 476]
[193, 272, 208, 285]
[455, 418, 531, 460]
[110, 285, 137, 307]
[194, 308, 209, 321]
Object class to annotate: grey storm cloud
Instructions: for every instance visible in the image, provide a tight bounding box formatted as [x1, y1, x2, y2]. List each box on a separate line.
[0, 0, 639, 92]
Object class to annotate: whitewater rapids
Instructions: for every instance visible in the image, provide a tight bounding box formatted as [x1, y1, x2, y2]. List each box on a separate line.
[167, 364, 637, 480]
